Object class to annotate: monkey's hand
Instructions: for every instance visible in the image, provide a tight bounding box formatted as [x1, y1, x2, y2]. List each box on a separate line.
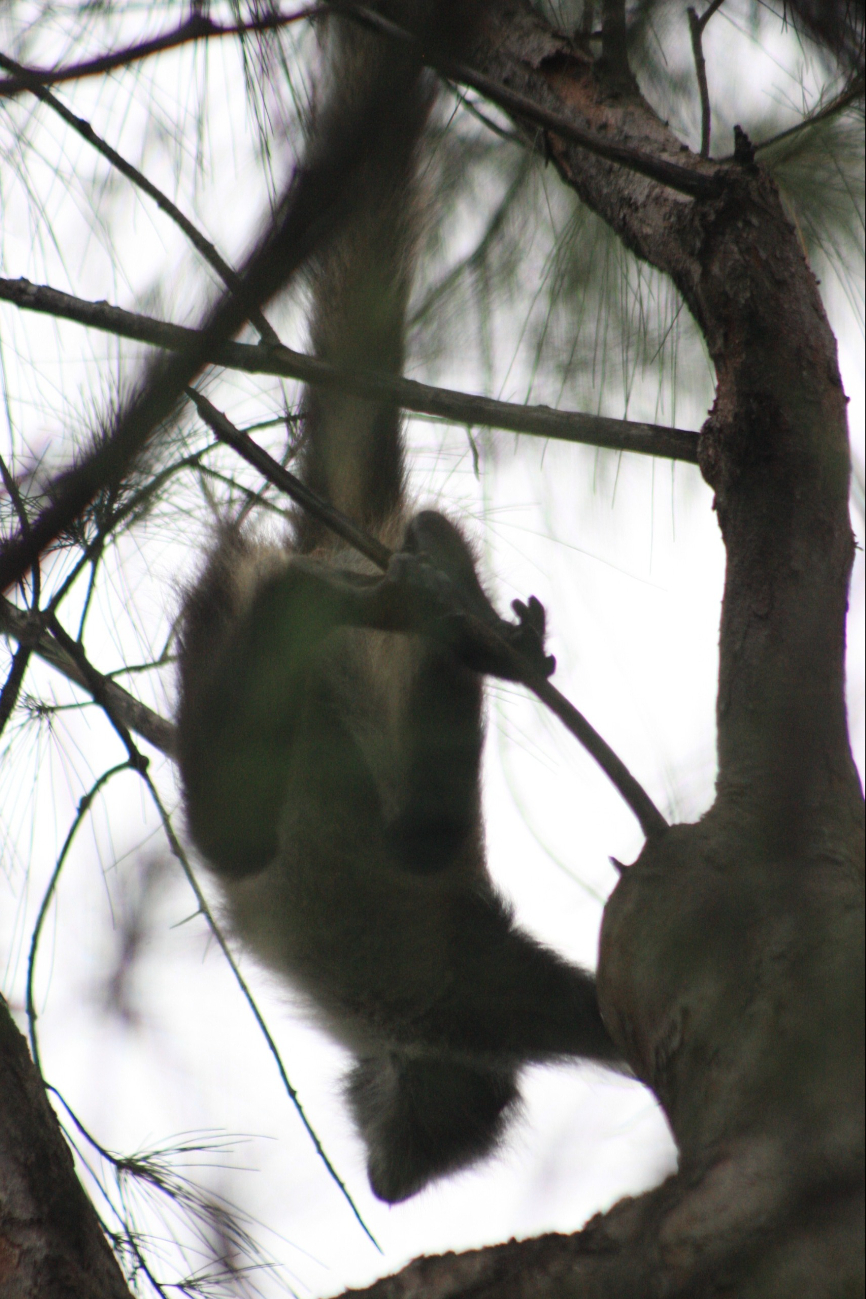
[285, 544, 556, 683]
[386, 546, 556, 684]
[502, 596, 557, 681]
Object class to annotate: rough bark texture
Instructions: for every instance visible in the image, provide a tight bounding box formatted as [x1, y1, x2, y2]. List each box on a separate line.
[334, 1, 865, 1295]
[0, 1000, 134, 1299]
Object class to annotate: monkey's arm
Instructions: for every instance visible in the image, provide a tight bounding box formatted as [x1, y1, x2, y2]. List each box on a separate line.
[288, 512, 557, 685]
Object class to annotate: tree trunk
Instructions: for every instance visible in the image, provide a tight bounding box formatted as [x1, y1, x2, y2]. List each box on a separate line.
[333, 1, 864, 1294]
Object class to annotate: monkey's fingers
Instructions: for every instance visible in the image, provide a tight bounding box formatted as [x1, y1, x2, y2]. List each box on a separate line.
[509, 596, 556, 679]
[511, 594, 546, 636]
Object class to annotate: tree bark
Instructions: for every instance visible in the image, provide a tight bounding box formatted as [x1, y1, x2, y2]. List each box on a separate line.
[0, 1000, 134, 1299]
[332, 1, 865, 1294]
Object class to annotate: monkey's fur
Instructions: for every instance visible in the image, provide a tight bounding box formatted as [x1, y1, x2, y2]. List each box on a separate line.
[177, 16, 620, 1204]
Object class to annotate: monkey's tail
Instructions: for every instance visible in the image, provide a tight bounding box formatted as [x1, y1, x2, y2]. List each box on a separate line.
[292, 17, 434, 551]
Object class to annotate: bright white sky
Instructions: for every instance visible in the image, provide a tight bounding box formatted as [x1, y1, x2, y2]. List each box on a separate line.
[0, 4, 862, 1295]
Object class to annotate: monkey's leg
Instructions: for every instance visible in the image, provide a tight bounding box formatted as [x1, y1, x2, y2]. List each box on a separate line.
[346, 1053, 519, 1203]
[370, 886, 622, 1068]
[179, 556, 378, 877]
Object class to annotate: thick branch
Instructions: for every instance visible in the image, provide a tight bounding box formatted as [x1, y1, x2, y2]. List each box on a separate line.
[330, 1156, 864, 1298]
[470, 0, 861, 825]
[468, 2, 708, 290]
[443, 13, 866, 1299]
[346, 4, 722, 198]
[0, 278, 700, 463]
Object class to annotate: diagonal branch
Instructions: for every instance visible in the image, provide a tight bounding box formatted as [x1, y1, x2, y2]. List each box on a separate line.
[0, 53, 280, 344]
[0, 277, 700, 463]
[0, 595, 175, 755]
[189, 390, 668, 839]
[0, 59, 400, 595]
[735, 75, 865, 157]
[342, 3, 722, 199]
[186, 388, 393, 567]
[0, 643, 31, 737]
[0, 8, 320, 99]
[467, 1, 712, 308]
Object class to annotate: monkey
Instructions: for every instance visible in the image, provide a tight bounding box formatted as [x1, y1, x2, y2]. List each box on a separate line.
[176, 13, 622, 1204]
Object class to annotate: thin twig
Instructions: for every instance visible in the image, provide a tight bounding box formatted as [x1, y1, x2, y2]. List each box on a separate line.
[0, 76, 374, 594]
[187, 389, 393, 566]
[688, 10, 710, 158]
[688, 0, 725, 158]
[45, 615, 149, 770]
[141, 771, 380, 1251]
[52, 1116, 172, 1299]
[188, 393, 667, 839]
[529, 676, 668, 839]
[0, 53, 279, 344]
[0, 8, 321, 98]
[49, 1088, 282, 1299]
[340, 3, 722, 199]
[26, 763, 132, 1073]
[0, 596, 176, 754]
[743, 76, 865, 157]
[41, 446, 212, 616]
[0, 644, 31, 738]
[0, 278, 700, 464]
